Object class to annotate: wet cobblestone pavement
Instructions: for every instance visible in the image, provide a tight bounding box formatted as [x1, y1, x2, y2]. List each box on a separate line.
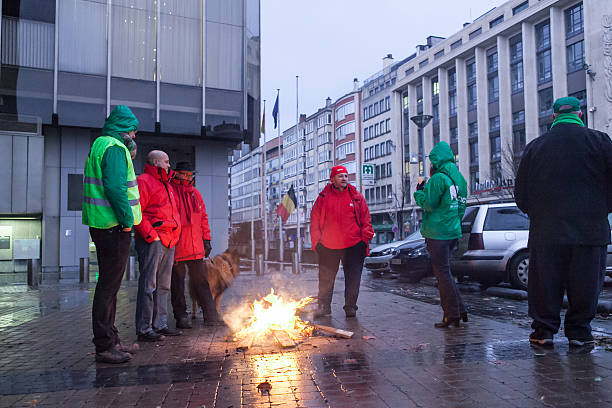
[2, 265, 612, 407]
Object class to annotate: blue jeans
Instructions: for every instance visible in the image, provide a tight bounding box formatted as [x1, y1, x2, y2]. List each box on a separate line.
[135, 239, 175, 335]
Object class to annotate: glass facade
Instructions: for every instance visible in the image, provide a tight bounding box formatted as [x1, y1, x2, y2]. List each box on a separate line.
[1, 0, 261, 145]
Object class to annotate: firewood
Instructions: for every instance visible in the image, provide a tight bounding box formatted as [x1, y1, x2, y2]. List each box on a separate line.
[236, 333, 257, 351]
[310, 323, 354, 339]
[272, 330, 296, 348]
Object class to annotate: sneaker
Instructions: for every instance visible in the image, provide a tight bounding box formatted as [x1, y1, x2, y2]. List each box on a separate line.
[568, 338, 595, 347]
[314, 308, 331, 318]
[115, 342, 140, 354]
[137, 331, 164, 342]
[176, 317, 193, 329]
[529, 328, 554, 346]
[96, 348, 131, 364]
[156, 327, 182, 336]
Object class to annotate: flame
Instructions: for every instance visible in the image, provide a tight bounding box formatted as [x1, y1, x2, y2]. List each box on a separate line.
[234, 289, 314, 342]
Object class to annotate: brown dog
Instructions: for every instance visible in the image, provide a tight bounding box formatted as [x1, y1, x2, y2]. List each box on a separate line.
[190, 249, 241, 317]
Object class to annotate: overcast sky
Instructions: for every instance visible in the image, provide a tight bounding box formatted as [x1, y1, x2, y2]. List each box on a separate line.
[260, 0, 496, 142]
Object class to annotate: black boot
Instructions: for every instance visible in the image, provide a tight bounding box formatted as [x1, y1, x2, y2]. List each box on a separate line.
[461, 312, 468, 322]
[434, 316, 461, 328]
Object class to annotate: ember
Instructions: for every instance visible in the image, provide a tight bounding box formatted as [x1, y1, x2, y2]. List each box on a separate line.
[234, 289, 314, 348]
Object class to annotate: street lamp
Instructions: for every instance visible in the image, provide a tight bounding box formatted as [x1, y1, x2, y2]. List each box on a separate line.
[410, 114, 433, 176]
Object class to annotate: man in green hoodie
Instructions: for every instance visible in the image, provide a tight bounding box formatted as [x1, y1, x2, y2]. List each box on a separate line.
[414, 141, 468, 328]
[83, 105, 142, 364]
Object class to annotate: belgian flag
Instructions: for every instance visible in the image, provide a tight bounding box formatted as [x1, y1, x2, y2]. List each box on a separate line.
[275, 185, 297, 223]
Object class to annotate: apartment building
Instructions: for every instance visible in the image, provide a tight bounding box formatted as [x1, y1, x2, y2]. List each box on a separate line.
[392, 0, 608, 220]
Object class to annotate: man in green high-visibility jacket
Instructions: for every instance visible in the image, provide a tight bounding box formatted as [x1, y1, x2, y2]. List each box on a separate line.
[83, 105, 142, 364]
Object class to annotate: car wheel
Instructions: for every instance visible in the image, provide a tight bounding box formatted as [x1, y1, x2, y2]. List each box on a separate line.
[509, 252, 529, 290]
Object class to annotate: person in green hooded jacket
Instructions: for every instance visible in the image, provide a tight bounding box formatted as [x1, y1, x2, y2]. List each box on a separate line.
[83, 105, 142, 364]
[414, 141, 468, 328]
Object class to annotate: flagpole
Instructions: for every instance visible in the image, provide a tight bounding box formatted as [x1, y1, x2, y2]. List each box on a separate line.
[296, 75, 301, 267]
[262, 99, 268, 263]
[277, 89, 283, 267]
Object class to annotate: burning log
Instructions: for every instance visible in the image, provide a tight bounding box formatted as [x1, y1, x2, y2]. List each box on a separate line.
[310, 323, 354, 339]
[272, 330, 296, 348]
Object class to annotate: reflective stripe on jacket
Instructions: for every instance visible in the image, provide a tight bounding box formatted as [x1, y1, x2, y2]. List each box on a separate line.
[82, 136, 142, 229]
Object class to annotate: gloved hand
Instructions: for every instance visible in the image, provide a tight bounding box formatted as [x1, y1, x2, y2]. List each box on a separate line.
[416, 180, 425, 191]
[203, 240, 212, 258]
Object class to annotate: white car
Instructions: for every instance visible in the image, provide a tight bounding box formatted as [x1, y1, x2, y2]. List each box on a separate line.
[364, 231, 423, 274]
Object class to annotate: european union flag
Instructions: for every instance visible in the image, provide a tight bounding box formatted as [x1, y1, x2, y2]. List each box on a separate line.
[272, 94, 279, 129]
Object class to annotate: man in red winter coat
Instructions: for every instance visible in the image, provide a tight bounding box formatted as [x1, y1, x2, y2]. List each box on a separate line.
[310, 165, 374, 318]
[134, 150, 182, 342]
[169, 162, 223, 328]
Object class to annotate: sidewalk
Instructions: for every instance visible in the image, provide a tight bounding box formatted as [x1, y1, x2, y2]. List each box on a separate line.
[1, 265, 612, 407]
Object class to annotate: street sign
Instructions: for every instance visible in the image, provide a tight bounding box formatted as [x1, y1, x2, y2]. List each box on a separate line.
[362, 164, 374, 186]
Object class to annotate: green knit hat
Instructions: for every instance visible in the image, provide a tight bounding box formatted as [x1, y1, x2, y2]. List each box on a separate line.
[553, 97, 581, 113]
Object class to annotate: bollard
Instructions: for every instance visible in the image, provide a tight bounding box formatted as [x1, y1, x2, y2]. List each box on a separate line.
[126, 256, 137, 281]
[256, 254, 264, 276]
[27, 259, 39, 288]
[79, 257, 89, 284]
[292, 252, 301, 274]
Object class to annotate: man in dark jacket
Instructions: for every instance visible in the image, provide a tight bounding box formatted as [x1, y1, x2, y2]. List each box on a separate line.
[83, 105, 142, 364]
[515, 97, 612, 347]
[414, 141, 468, 328]
[310, 165, 374, 318]
[170, 162, 222, 328]
[134, 150, 182, 342]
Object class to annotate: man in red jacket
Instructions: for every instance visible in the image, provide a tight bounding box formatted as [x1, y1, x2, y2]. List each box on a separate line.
[170, 162, 223, 328]
[134, 150, 182, 342]
[310, 165, 374, 318]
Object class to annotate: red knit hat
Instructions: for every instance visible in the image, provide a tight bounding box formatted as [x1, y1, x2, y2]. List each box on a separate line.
[330, 165, 348, 179]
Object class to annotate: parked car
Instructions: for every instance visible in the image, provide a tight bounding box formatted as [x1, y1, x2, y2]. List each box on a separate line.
[364, 231, 423, 274]
[451, 203, 530, 289]
[389, 239, 429, 282]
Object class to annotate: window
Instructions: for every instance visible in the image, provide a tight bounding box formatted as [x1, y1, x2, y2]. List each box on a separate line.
[469, 27, 482, 39]
[364, 127, 369, 141]
[509, 36, 523, 62]
[536, 21, 551, 50]
[449, 91, 457, 116]
[306, 121, 314, 134]
[512, 1, 529, 15]
[364, 148, 370, 161]
[379, 121, 385, 134]
[317, 132, 331, 145]
[470, 169, 479, 193]
[489, 115, 500, 131]
[307, 137, 314, 151]
[335, 121, 355, 140]
[335, 141, 355, 160]
[490, 134, 501, 161]
[487, 52, 498, 73]
[434, 50, 445, 60]
[490, 161, 502, 181]
[433, 132, 440, 146]
[335, 102, 355, 121]
[405, 67, 414, 75]
[469, 122, 478, 139]
[565, 3, 583, 38]
[416, 84, 423, 106]
[511, 61, 524, 92]
[369, 105, 374, 117]
[451, 39, 462, 50]
[537, 49, 552, 83]
[344, 161, 356, 174]
[432, 78, 439, 96]
[469, 140, 479, 165]
[363, 107, 368, 121]
[385, 118, 390, 132]
[448, 68, 457, 90]
[317, 115, 326, 128]
[488, 76, 499, 102]
[403, 92, 409, 110]
[567, 40, 585, 73]
[419, 59, 429, 68]
[374, 123, 379, 136]
[375, 144, 380, 158]
[450, 126, 458, 144]
[513, 110, 525, 125]
[466, 59, 476, 83]
[513, 128, 526, 155]
[385, 96, 390, 111]
[538, 87, 554, 118]
[318, 150, 332, 163]
[484, 207, 530, 231]
[489, 15, 504, 28]
[318, 169, 328, 181]
[467, 84, 477, 110]
[432, 104, 439, 123]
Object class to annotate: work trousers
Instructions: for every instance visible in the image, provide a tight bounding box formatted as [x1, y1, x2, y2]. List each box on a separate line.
[135, 239, 175, 335]
[426, 238, 465, 320]
[528, 244, 606, 339]
[171, 259, 220, 321]
[317, 241, 367, 312]
[90, 226, 131, 353]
